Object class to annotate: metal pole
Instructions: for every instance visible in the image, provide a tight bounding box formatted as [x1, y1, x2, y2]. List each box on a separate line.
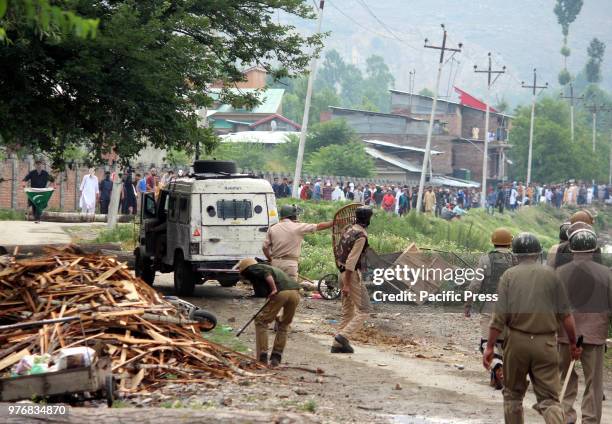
[526, 95, 536, 185]
[570, 104, 575, 143]
[416, 62, 443, 214]
[522, 69, 547, 186]
[609, 130, 612, 186]
[481, 89, 491, 207]
[592, 112, 597, 152]
[292, 1, 325, 198]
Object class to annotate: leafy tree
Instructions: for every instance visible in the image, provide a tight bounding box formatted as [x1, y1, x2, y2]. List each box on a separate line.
[362, 55, 394, 112]
[317, 49, 345, 91]
[509, 96, 609, 183]
[419, 88, 434, 97]
[553, 0, 583, 85]
[164, 148, 192, 168]
[208, 143, 268, 171]
[494, 98, 510, 113]
[0, 0, 322, 169]
[585, 38, 606, 84]
[280, 76, 340, 125]
[0, 0, 98, 41]
[306, 141, 374, 177]
[278, 119, 356, 157]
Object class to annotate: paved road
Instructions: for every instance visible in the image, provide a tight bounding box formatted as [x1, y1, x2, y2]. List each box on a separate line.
[0, 220, 103, 246]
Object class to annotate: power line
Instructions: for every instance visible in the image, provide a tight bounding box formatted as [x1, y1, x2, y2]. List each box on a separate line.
[354, 0, 420, 51]
[327, 0, 417, 49]
[415, 24, 462, 215]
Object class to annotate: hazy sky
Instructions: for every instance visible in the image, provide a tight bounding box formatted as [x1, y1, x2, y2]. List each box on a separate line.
[286, 0, 612, 103]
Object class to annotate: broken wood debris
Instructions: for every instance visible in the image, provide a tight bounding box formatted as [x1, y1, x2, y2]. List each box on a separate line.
[0, 247, 262, 391]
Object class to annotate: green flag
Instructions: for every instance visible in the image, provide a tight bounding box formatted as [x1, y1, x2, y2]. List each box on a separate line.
[25, 188, 55, 213]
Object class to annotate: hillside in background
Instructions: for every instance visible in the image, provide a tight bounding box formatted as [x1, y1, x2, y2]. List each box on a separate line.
[283, 0, 612, 107]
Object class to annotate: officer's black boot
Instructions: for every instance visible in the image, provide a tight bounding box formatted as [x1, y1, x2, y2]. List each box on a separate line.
[258, 352, 268, 365]
[331, 334, 354, 353]
[269, 352, 282, 367]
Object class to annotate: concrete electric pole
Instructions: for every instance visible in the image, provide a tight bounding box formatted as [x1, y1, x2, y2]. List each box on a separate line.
[521, 69, 548, 186]
[609, 129, 612, 186]
[408, 69, 416, 112]
[292, 1, 325, 199]
[474, 53, 505, 207]
[585, 104, 612, 153]
[415, 24, 462, 214]
[560, 83, 583, 143]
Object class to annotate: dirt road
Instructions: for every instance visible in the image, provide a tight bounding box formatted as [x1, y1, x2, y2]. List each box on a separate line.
[145, 275, 612, 424]
[0, 220, 104, 246]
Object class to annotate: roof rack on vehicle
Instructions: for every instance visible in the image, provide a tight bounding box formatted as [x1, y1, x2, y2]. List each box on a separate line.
[191, 172, 256, 180]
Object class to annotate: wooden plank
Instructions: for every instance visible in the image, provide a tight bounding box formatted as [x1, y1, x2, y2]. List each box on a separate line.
[0, 347, 30, 371]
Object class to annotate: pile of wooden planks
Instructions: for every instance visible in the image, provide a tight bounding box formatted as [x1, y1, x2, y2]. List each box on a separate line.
[0, 247, 260, 392]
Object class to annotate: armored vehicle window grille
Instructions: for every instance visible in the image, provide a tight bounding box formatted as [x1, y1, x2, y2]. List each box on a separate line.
[179, 198, 190, 224]
[217, 199, 252, 220]
[168, 196, 177, 221]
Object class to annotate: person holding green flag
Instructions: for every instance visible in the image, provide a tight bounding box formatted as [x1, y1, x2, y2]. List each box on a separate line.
[22, 160, 55, 223]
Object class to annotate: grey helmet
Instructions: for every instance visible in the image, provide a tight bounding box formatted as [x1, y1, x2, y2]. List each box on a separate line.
[355, 206, 373, 227]
[511, 232, 542, 255]
[559, 222, 571, 242]
[569, 228, 598, 253]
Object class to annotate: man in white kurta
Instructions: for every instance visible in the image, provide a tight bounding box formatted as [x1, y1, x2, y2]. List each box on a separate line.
[79, 168, 99, 215]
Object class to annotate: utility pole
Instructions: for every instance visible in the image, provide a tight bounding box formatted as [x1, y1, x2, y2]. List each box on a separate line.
[415, 24, 462, 214]
[521, 69, 548, 186]
[292, 1, 325, 198]
[560, 83, 583, 143]
[474, 52, 505, 207]
[585, 104, 612, 152]
[609, 129, 612, 186]
[408, 69, 416, 112]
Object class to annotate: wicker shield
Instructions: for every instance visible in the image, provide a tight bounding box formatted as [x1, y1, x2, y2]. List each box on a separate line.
[332, 203, 361, 270]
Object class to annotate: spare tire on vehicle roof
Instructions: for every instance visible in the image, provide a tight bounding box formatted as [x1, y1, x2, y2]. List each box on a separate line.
[193, 160, 237, 174]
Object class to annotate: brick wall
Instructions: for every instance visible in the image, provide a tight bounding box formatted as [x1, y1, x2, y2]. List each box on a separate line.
[460, 108, 505, 140]
[0, 158, 409, 211]
[0, 158, 123, 212]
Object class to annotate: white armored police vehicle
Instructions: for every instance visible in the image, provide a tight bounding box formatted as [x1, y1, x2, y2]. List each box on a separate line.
[134, 160, 278, 296]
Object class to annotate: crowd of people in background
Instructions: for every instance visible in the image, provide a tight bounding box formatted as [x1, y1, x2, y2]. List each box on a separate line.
[20, 160, 612, 221]
[278, 177, 612, 221]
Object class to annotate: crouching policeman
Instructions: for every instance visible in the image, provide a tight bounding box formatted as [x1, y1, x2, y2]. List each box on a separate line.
[483, 232, 581, 424]
[237, 258, 301, 367]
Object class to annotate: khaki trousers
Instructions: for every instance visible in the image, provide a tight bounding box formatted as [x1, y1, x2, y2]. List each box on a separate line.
[270, 258, 298, 281]
[254, 290, 300, 357]
[558, 343, 604, 424]
[503, 330, 564, 424]
[335, 270, 371, 343]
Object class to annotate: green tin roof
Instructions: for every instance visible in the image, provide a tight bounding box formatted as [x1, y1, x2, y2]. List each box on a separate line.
[210, 88, 284, 115]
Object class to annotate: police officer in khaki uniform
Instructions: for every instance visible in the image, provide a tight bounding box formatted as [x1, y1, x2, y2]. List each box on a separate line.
[483, 232, 581, 424]
[556, 228, 612, 424]
[465, 227, 515, 389]
[237, 258, 301, 367]
[331, 206, 373, 354]
[546, 222, 570, 268]
[553, 210, 596, 269]
[263, 204, 332, 281]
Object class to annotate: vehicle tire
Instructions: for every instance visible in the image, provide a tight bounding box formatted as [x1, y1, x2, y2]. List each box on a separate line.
[318, 273, 341, 300]
[189, 309, 217, 331]
[134, 249, 155, 286]
[193, 160, 237, 174]
[174, 251, 198, 296]
[216, 274, 240, 287]
[105, 375, 116, 407]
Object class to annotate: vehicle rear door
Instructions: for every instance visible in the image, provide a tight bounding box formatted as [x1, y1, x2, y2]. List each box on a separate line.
[199, 193, 270, 258]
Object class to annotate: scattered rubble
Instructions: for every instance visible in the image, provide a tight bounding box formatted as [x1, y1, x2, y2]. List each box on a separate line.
[0, 247, 262, 393]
